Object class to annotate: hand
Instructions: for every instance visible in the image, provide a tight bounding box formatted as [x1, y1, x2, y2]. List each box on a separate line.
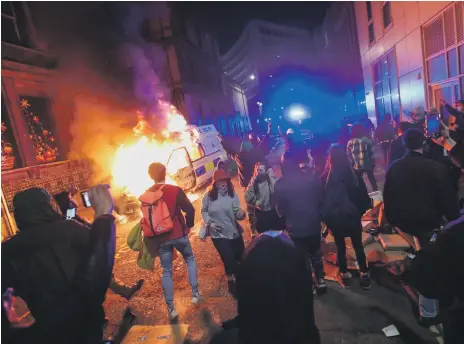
[236, 209, 245, 220]
[67, 185, 78, 196]
[268, 121, 272, 129]
[89, 184, 114, 217]
[209, 223, 221, 231]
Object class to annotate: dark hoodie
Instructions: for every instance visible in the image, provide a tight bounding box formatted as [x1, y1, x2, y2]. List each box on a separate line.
[2, 188, 113, 342]
[274, 159, 321, 238]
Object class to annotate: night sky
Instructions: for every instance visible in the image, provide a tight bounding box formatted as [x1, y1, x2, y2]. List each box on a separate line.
[179, 1, 332, 54]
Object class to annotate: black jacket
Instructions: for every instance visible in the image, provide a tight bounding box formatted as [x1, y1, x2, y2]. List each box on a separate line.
[387, 136, 405, 165]
[384, 151, 460, 236]
[321, 171, 371, 232]
[450, 140, 464, 168]
[2, 188, 115, 343]
[274, 168, 321, 238]
[405, 216, 464, 343]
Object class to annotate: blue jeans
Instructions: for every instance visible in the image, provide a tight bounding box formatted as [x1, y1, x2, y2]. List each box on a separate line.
[159, 236, 199, 312]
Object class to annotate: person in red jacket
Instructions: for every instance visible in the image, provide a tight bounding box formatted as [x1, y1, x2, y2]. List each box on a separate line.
[139, 162, 198, 320]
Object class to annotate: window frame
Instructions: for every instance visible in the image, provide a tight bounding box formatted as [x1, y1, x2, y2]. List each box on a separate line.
[382, 1, 392, 32]
[372, 49, 401, 124]
[423, 3, 464, 108]
[366, 1, 375, 45]
[1, 1, 21, 45]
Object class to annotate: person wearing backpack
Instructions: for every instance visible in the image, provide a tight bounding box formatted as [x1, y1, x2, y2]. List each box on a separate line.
[321, 144, 372, 289]
[138, 162, 198, 320]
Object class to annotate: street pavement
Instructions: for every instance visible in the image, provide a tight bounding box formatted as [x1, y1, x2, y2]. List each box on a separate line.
[103, 150, 440, 343]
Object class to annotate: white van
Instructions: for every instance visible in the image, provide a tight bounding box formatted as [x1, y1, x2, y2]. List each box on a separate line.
[165, 124, 228, 191]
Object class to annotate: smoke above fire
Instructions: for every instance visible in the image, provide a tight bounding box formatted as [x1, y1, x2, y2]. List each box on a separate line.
[30, 2, 179, 187]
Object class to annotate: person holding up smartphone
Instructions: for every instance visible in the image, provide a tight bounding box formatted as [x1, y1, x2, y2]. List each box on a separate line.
[2, 184, 117, 343]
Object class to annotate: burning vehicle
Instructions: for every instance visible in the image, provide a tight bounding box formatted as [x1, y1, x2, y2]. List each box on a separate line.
[109, 103, 227, 217]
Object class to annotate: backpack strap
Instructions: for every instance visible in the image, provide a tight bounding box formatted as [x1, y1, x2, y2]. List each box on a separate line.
[146, 202, 157, 236]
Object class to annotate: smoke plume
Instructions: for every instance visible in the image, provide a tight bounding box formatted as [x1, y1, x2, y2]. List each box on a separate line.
[29, 1, 170, 183]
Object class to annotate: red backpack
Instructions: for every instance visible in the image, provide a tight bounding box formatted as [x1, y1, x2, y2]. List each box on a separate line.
[138, 185, 174, 237]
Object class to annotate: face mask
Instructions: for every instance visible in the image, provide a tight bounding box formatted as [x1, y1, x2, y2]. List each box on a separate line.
[218, 185, 228, 195]
[256, 174, 267, 182]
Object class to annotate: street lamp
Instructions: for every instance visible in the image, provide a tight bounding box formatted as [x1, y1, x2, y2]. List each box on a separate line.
[249, 74, 256, 80]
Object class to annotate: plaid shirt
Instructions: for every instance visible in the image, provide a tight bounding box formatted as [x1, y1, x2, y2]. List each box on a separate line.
[347, 137, 375, 170]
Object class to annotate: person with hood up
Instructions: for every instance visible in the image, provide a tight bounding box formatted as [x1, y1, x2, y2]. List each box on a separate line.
[2, 185, 115, 343]
[209, 233, 320, 344]
[274, 152, 326, 293]
[244, 162, 283, 234]
[321, 145, 372, 289]
[138, 162, 198, 321]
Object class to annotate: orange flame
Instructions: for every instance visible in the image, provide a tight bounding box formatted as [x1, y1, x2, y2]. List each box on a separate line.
[111, 102, 201, 201]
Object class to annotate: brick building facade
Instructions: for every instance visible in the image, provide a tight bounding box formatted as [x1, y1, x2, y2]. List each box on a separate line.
[1, 2, 92, 239]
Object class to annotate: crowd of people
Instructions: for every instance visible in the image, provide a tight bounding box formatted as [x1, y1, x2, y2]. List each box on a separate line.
[3, 101, 464, 343]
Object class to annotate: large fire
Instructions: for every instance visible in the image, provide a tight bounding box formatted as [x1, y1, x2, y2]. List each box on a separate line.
[111, 103, 201, 202]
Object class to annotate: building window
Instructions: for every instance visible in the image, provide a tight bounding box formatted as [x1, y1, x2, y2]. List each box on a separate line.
[19, 96, 59, 164]
[1, 95, 22, 170]
[424, 3, 464, 106]
[373, 50, 401, 123]
[367, 2, 375, 44]
[368, 23, 375, 44]
[366, 1, 372, 21]
[1, 2, 21, 45]
[382, 2, 392, 29]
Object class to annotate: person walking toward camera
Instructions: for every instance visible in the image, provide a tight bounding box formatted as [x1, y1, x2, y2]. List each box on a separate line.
[139, 162, 198, 320]
[201, 170, 246, 291]
[321, 144, 372, 289]
[245, 162, 284, 234]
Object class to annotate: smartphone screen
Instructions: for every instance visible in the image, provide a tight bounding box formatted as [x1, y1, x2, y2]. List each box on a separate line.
[66, 208, 76, 219]
[81, 191, 92, 208]
[426, 115, 440, 137]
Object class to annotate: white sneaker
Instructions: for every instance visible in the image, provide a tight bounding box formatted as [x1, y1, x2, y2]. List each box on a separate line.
[169, 309, 178, 320]
[191, 295, 201, 304]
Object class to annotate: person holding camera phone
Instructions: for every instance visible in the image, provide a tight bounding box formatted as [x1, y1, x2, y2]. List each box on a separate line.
[2, 184, 116, 343]
[201, 170, 246, 293]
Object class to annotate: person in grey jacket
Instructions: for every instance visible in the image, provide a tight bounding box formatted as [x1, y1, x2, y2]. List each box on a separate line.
[201, 169, 246, 289]
[244, 162, 283, 233]
[274, 154, 326, 293]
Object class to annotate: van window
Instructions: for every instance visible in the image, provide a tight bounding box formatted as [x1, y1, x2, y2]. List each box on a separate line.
[187, 144, 204, 162]
[167, 148, 190, 175]
[202, 136, 221, 156]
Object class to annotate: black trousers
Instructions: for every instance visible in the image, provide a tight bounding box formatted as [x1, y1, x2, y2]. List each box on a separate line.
[255, 209, 285, 233]
[212, 236, 245, 276]
[380, 141, 391, 163]
[355, 169, 378, 192]
[291, 234, 325, 280]
[332, 224, 369, 274]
